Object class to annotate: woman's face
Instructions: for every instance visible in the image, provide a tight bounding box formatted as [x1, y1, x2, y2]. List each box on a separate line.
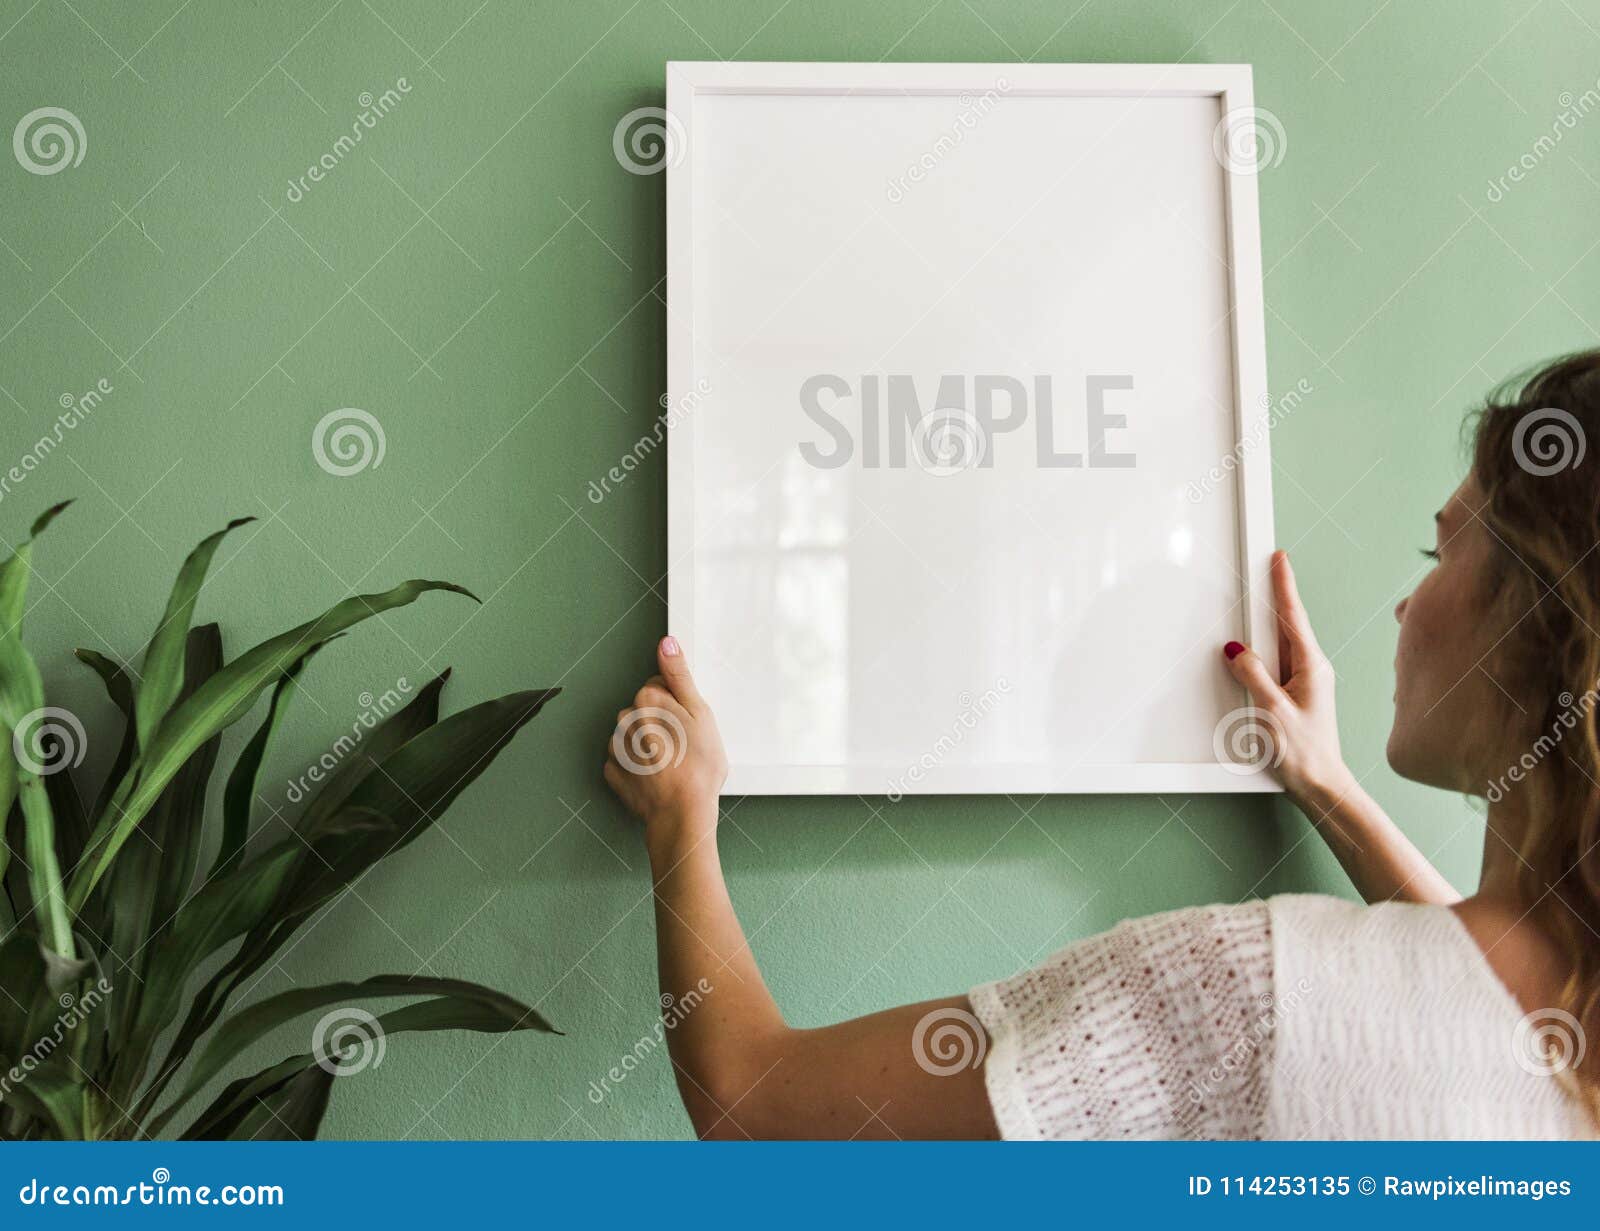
[1387, 476, 1513, 793]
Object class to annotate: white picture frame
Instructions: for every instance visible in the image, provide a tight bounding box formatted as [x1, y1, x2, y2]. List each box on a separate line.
[666, 61, 1280, 795]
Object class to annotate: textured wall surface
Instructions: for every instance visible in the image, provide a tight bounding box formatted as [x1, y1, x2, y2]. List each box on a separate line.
[1, 0, 1596, 1138]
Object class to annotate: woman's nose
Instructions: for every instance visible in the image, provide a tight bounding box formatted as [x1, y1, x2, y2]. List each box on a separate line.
[1395, 595, 1408, 623]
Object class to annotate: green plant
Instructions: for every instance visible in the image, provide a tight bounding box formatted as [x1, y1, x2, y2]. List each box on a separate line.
[0, 503, 559, 1139]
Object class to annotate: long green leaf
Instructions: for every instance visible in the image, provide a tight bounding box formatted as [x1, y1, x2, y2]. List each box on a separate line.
[71, 648, 137, 944]
[104, 626, 222, 1048]
[181, 1057, 331, 1141]
[1, 803, 25, 925]
[215, 638, 337, 878]
[0, 501, 71, 637]
[135, 683, 552, 1119]
[42, 766, 90, 892]
[74, 649, 137, 825]
[0, 932, 43, 1061]
[146, 624, 223, 928]
[105, 845, 302, 1115]
[148, 976, 553, 1135]
[264, 691, 559, 975]
[295, 688, 559, 896]
[294, 668, 449, 835]
[0, 759, 12, 899]
[0, 1052, 84, 1139]
[180, 987, 555, 1141]
[0, 973, 48, 1136]
[69, 579, 476, 912]
[221, 1065, 332, 1141]
[0, 502, 72, 892]
[133, 518, 253, 750]
[0, 642, 75, 964]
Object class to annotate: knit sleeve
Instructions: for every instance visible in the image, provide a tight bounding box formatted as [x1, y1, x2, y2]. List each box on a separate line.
[968, 900, 1275, 1140]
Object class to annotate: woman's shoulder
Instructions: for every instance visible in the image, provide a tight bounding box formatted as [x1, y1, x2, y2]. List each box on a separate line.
[1258, 894, 1591, 1138]
[1264, 894, 1568, 1026]
[1075, 893, 1477, 992]
[1264, 891, 1476, 956]
[1262, 892, 1495, 1001]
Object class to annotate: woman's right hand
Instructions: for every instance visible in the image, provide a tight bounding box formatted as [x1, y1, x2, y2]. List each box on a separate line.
[1221, 550, 1355, 807]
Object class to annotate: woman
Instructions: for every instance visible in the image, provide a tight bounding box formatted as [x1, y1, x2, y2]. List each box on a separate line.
[604, 350, 1600, 1139]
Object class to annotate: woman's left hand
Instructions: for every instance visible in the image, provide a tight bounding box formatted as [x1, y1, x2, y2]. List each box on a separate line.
[604, 636, 728, 846]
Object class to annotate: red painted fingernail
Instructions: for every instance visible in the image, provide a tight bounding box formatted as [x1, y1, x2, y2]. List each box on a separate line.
[1224, 641, 1246, 660]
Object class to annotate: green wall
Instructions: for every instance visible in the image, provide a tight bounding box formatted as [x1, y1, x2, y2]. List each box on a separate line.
[2, 0, 1596, 1139]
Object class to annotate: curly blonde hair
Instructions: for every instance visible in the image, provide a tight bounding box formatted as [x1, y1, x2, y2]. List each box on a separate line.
[1469, 348, 1600, 1115]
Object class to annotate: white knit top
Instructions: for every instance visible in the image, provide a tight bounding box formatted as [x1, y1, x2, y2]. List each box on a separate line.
[968, 893, 1593, 1139]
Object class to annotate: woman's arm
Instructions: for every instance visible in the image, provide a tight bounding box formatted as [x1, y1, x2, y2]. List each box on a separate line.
[605, 637, 998, 1139]
[1287, 768, 1459, 904]
[1223, 551, 1460, 905]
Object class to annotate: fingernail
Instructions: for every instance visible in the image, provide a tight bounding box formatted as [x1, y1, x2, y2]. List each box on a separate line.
[661, 635, 681, 657]
[1224, 641, 1246, 660]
